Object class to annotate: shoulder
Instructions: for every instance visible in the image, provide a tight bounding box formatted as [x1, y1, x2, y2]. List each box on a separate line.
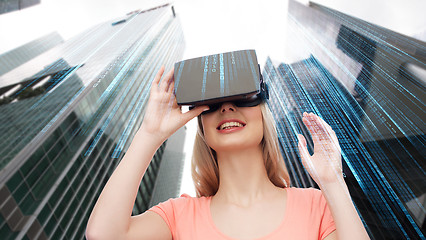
[163, 193, 207, 206]
[149, 193, 209, 216]
[286, 187, 333, 224]
[287, 187, 322, 197]
[287, 187, 327, 208]
[147, 194, 211, 238]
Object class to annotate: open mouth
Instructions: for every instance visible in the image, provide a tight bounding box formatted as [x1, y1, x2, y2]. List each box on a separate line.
[217, 120, 246, 130]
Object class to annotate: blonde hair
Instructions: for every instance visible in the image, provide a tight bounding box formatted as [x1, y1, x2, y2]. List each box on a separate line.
[191, 103, 290, 197]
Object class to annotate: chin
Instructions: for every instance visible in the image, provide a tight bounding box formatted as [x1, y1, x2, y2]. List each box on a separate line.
[209, 135, 263, 153]
[204, 119, 264, 153]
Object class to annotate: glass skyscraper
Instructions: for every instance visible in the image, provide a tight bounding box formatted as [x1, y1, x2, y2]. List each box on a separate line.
[263, 1, 425, 239]
[0, 32, 64, 77]
[0, 4, 185, 239]
[0, 0, 40, 15]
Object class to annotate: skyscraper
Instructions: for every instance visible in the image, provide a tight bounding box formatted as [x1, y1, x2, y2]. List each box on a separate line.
[263, 1, 425, 239]
[0, 0, 40, 15]
[0, 4, 185, 239]
[0, 32, 64, 77]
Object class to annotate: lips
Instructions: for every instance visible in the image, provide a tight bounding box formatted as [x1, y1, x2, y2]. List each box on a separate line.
[217, 119, 246, 130]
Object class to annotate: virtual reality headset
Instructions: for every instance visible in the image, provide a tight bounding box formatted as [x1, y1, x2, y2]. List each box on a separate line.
[174, 49, 268, 114]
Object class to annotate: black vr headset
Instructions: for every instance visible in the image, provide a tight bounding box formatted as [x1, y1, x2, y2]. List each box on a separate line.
[174, 49, 269, 114]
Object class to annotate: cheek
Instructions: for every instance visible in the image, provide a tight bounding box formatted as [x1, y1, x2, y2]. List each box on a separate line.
[252, 116, 264, 143]
[245, 107, 264, 143]
[201, 116, 215, 146]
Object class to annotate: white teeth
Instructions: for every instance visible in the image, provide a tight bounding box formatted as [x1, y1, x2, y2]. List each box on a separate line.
[219, 122, 243, 130]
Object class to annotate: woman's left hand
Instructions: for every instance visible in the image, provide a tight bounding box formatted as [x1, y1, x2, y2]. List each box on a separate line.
[297, 112, 343, 187]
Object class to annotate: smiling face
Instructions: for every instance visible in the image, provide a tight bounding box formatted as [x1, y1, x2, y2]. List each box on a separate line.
[201, 102, 264, 152]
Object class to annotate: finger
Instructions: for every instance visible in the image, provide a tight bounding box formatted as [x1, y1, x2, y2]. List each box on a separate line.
[302, 113, 321, 142]
[160, 68, 174, 92]
[298, 134, 323, 182]
[297, 134, 310, 158]
[170, 93, 179, 108]
[152, 66, 165, 90]
[312, 114, 340, 147]
[157, 69, 175, 110]
[166, 94, 180, 115]
[167, 75, 175, 94]
[312, 115, 329, 141]
[304, 113, 333, 143]
[297, 134, 313, 171]
[312, 114, 333, 135]
[181, 105, 209, 124]
[309, 116, 341, 156]
[317, 116, 339, 144]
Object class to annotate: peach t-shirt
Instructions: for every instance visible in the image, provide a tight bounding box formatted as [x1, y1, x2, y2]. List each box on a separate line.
[148, 187, 336, 240]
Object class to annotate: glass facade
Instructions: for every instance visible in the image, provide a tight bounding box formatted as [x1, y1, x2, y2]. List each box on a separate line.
[0, 4, 185, 240]
[263, 1, 425, 239]
[0, 0, 40, 15]
[0, 32, 64, 76]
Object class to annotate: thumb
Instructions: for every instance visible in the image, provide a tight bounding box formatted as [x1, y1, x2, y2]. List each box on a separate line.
[181, 105, 209, 123]
[297, 134, 311, 169]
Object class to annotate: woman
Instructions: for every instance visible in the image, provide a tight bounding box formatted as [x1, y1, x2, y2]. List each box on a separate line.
[86, 66, 370, 239]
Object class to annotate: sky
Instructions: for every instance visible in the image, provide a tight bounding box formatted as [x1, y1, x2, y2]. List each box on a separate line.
[1, 0, 425, 195]
[1, 0, 425, 58]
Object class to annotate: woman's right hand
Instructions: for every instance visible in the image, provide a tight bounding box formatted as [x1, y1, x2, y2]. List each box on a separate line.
[139, 66, 208, 144]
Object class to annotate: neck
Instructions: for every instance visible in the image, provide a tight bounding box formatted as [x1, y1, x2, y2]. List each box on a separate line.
[214, 145, 277, 206]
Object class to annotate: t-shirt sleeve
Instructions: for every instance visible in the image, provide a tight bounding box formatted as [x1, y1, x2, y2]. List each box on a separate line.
[148, 199, 177, 235]
[317, 191, 336, 239]
[147, 194, 191, 238]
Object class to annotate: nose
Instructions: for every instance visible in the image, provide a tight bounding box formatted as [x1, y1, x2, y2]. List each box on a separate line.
[220, 102, 236, 113]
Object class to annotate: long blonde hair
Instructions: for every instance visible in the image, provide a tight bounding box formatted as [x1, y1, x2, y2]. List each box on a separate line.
[191, 103, 290, 197]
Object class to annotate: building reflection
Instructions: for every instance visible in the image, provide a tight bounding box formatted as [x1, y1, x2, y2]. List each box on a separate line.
[0, 4, 185, 239]
[264, 1, 425, 239]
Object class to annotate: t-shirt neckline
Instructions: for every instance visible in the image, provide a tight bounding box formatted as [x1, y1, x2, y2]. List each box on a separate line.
[206, 187, 291, 240]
